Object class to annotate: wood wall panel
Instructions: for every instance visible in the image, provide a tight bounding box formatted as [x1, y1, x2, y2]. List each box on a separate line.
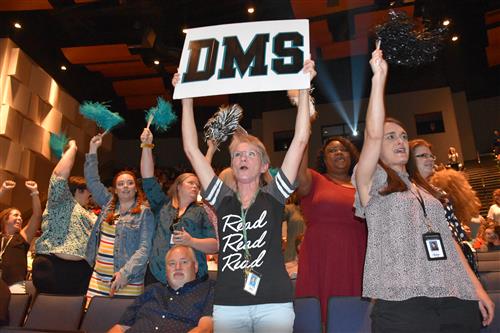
[8, 48, 32, 84]
[0, 105, 23, 142]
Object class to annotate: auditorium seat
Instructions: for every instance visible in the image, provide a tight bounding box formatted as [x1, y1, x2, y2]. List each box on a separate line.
[326, 296, 372, 333]
[79, 296, 135, 333]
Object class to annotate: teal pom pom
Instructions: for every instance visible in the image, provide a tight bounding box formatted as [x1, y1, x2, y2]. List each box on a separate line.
[145, 97, 177, 132]
[49, 132, 69, 159]
[79, 101, 125, 132]
[268, 167, 279, 178]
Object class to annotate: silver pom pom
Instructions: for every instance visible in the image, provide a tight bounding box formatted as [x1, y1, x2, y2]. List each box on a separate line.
[204, 104, 244, 148]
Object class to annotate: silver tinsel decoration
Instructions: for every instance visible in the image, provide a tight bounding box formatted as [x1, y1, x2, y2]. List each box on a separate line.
[204, 104, 244, 148]
[375, 10, 448, 67]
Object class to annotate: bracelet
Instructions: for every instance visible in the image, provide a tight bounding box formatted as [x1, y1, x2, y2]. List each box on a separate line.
[30, 191, 39, 196]
[140, 143, 155, 149]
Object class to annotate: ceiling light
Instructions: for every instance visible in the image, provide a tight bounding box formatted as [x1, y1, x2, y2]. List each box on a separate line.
[247, 7, 255, 14]
[451, 35, 459, 42]
[182, 28, 188, 34]
[60, 65, 67, 71]
[352, 130, 358, 136]
[442, 19, 450, 26]
[153, 60, 160, 65]
[13, 22, 22, 29]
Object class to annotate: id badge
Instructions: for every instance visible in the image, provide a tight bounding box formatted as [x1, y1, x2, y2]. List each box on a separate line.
[170, 234, 174, 245]
[422, 232, 447, 260]
[243, 270, 261, 296]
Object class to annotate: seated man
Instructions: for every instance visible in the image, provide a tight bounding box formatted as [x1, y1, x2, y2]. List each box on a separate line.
[108, 245, 215, 333]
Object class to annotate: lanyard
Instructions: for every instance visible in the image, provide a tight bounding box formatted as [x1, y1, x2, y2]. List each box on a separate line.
[411, 184, 434, 232]
[238, 189, 259, 273]
[0, 234, 14, 260]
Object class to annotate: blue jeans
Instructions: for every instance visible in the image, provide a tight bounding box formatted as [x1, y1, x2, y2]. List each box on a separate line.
[213, 302, 295, 333]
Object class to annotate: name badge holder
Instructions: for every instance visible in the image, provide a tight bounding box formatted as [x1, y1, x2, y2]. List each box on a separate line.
[412, 184, 447, 261]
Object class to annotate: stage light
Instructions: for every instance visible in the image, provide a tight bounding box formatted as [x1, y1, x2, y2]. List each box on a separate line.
[451, 35, 459, 42]
[248, 7, 255, 14]
[442, 19, 450, 26]
[14, 22, 22, 29]
[153, 60, 160, 65]
[60, 65, 67, 71]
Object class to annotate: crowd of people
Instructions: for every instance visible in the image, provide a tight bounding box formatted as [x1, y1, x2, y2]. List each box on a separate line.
[0, 49, 498, 332]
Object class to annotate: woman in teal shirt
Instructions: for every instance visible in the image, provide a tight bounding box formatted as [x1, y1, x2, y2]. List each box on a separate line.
[140, 128, 218, 285]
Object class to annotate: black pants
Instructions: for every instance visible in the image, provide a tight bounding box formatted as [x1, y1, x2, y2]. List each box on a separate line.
[371, 297, 482, 333]
[32, 254, 92, 295]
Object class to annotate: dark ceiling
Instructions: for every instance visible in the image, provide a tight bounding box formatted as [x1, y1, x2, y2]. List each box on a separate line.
[0, 0, 499, 140]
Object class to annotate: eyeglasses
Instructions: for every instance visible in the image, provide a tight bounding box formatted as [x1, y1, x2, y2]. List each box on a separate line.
[415, 153, 436, 160]
[231, 150, 259, 159]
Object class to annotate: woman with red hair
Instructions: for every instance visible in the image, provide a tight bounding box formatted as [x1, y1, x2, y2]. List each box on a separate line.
[84, 134, 154, 300]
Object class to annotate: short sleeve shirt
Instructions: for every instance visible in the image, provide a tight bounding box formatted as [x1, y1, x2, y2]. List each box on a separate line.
[352, 165, 477, 301]
[119, 277, 215, 332]
[202, 169, 295, 306]
[36, 175, 96, 258]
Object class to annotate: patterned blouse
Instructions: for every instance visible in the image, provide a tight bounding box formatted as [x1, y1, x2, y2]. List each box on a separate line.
[352, 165, 477, 301]
[36, 175, 96, 258]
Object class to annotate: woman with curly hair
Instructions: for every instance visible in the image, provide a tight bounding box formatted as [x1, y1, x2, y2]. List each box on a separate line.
[84, 134, 154, 300]
[408, 139, 481, 274]
[295, 135, 367, 323]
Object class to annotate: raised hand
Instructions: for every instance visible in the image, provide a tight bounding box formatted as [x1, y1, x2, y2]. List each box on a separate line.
[25, 180, 38, 193]
[67, 139, 77, 151]
[172, 72, 181, 87]
[1, 180, 16, 192]
[140, 128, 153, 144]
[302, 59, 316, 81]
[89, 134, 103, 154]
[369, 47, 388, 79]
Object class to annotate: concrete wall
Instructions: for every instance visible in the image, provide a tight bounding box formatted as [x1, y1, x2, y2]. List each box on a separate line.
[262, 87, 473, 168]
[468, 96, 500, 154]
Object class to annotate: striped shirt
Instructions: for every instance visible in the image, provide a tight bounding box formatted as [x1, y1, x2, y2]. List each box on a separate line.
[87, 223, 143, 300]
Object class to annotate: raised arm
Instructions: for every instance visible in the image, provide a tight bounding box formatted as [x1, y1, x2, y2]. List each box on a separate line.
[281, 59, 316, 183]
[204, 139, 217, 165]
[84, 134, 112, 207]
[20, 181, 41, 244]
[174, 74, 216, 190]
[295, 144, 313, 198]
[140, 128, 155, 179]
[354, 47, 388, 207]
[53, 140, 78, 179]
[0, 180, 15, 198]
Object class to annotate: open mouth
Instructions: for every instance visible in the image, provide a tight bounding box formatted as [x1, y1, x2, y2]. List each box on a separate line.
[394, 148, 406, 154]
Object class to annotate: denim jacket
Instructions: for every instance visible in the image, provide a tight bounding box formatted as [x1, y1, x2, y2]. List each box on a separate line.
[84, 153, 154, 284]
[142, 177, 216, 283]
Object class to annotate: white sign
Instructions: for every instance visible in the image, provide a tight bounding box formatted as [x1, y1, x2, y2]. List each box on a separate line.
[173, 19, 310, 99]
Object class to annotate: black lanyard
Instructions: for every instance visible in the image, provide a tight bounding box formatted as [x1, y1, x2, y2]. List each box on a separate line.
[411, 184, 433, 232]
[413, 185, 427, 218]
